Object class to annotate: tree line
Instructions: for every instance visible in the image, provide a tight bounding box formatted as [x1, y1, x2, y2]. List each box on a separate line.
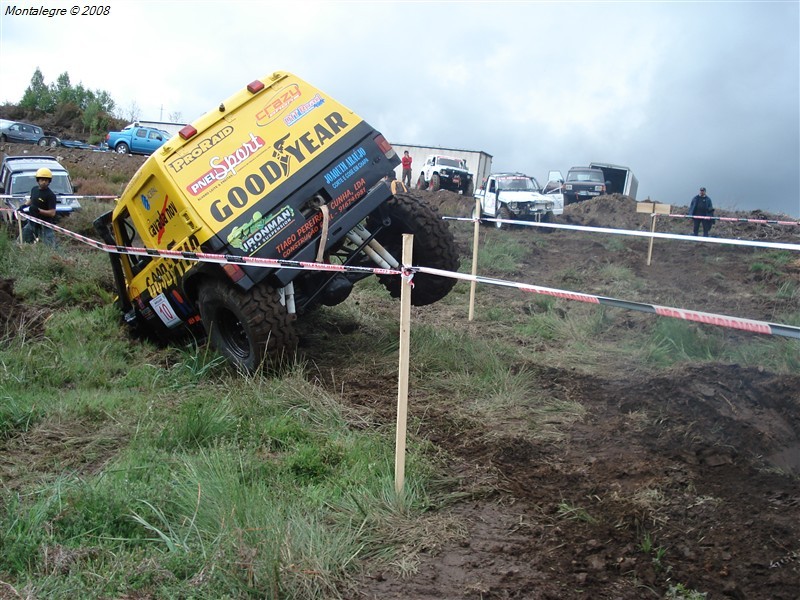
[13, 67, 121, 143]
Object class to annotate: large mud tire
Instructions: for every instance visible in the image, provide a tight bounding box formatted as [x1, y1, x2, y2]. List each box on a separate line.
[430, 173, 441, 192]
[416, 172, 426, 190]
[495, 205, 512, 230]
[367, 194, 460, 306]
[197, 279, 298, 373]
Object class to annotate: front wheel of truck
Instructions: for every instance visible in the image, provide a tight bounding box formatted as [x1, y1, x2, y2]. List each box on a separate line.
[197, 279, 298, 373]
[367, 193, 459, 306]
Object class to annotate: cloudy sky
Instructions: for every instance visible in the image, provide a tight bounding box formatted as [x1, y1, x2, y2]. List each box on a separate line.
[1, 0, 798, 217]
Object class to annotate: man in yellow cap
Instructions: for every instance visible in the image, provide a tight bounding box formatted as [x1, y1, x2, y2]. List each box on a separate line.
[22, 167, 57, 247]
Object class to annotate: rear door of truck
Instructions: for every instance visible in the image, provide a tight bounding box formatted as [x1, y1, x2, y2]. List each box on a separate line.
[159, 72, 398, 284]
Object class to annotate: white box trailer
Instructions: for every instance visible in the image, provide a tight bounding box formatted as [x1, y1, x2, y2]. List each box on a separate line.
[589, 162, 638, 199]
[390, 143, 492, 191]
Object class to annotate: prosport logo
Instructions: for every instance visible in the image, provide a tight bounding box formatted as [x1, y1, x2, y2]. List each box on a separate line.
[255, 84, 301, 127]
[167, 126, 234, 173]
[186, 133, 266, 196]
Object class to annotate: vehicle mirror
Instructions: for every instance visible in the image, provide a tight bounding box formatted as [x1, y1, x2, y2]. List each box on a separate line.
[72, 182, 80, 193]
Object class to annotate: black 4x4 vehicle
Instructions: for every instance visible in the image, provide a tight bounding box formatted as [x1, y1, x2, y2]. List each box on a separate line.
[563, 166, 608, 205]
[94, 71, 459, 372]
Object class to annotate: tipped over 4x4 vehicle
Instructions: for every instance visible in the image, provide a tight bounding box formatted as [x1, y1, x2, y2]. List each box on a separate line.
[94, 71, 459, 372]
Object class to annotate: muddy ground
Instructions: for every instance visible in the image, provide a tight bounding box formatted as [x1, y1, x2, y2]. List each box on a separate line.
[330, 190, 799, 599]
[1, 143, 799, 599]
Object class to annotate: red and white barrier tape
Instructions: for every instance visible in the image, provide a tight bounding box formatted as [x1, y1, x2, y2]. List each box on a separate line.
[2, 209, 401, 277]
[667, 213, 800, 226]
[4, 209, 798, 339]
[0, 195, 118, 200]
[416, 266, 800, 340]
[443, 216, 800, 251]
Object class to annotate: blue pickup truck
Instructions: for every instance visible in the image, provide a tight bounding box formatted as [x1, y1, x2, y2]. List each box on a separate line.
[105, 126, 170, 155]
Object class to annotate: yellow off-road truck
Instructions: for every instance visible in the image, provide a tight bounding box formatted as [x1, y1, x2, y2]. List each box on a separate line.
[95, 71, 459, 371]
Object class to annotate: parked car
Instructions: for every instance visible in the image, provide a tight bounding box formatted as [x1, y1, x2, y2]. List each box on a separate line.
[0, 120, 60, 147]
[474, 172, 564, 230]
[563, 166, 608, 205]
[0, 155, 81, 215]
[105, 126, 170, 155]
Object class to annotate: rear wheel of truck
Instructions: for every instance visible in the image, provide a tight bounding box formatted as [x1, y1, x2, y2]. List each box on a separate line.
[368, 193, 459, 306]
[416, 173, 426, 190]
[197, 279, 298, 373]
[495, 205, 512, 230]
[430, 173, 441, 192]
[115, 142, 129, 154]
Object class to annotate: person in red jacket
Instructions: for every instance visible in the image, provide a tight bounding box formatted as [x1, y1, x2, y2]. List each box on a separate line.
[401, 151, 413, 188]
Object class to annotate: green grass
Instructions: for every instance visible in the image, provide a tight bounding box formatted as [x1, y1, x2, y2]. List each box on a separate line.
[0, 218, 796, 598]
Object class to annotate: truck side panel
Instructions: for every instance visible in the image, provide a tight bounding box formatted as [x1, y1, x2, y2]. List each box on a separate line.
[588, 162, 637, 199]
[110, 72, 399, 332]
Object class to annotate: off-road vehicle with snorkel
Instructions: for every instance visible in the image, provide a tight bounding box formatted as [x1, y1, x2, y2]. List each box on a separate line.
[94, 71, 459, 372]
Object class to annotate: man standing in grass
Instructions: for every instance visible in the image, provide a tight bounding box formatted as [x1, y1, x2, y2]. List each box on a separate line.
[21, 167, 58, 248]
[688, 186, 714, 237]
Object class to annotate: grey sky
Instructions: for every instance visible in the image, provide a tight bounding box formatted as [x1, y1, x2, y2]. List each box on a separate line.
[1, 0, 798, 216]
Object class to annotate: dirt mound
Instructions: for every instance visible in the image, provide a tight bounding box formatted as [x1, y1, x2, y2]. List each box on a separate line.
[563, 194, 800, 242]
[0, 277, 46, 339]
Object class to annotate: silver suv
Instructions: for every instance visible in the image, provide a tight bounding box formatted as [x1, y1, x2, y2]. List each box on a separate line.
[0, 155, 81, 214]
[0, 120, 59, 147]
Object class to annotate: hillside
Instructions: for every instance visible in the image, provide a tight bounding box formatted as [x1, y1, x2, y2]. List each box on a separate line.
[1, 141, 799, 599]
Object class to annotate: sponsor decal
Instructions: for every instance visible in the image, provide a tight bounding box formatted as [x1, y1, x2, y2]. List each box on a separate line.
[227, 206, 296, 254]
[283, 94, 324, 127]
[139, 186, 158, 210]
[272, 177, 368, 260]
[167, 125, 234, 173]
[329, 177, 367, 215]
[150, 294, 182, 328]
[207, 111, 349, 223]
[255, 83, 302, 127]
[187, 133, 266, 196]
[323, 146, 368, 189]
[274, 211, 324, 259]
[147, 196, 177, 243]
[143, 235, 200, 299]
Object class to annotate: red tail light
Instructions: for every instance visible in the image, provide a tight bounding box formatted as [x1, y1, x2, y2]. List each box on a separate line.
[223, 263, 245, 282]
[374, 134, 396, 159]
[179, 125, 198, 140]
[247, 80, 265, 94]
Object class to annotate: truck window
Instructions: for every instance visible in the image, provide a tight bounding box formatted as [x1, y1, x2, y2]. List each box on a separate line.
[117, 208, 152, 276]
[136, 129, 147, 139]
[438, 158, 461, 168]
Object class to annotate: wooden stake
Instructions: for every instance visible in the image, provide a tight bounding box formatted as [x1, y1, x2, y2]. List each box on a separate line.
[647, 214, 657, 266]
[469, 197, 481, 321]
[394, 234, 413, 496]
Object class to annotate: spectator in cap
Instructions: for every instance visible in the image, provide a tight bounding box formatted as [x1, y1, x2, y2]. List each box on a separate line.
[688, 186, 714, 237]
